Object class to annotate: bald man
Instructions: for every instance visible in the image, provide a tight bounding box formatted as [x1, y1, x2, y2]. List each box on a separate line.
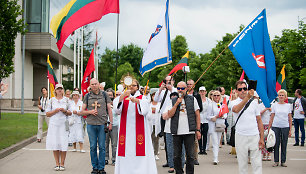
[80, 78, 113, 174]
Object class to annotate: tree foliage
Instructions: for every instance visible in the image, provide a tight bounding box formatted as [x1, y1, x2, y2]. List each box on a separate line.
[98, 23, 305, 96]
[0, 0, 26, 79]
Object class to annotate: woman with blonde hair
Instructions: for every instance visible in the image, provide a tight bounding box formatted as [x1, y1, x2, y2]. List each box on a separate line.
[208, 90, 227, 165]
[268, 89, 292, 167]
[46, 84, 71, 171]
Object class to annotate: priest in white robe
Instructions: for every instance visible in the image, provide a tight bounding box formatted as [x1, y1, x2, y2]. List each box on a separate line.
[114, 79, 157, 174]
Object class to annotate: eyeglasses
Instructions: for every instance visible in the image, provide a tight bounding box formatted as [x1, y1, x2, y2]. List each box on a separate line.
[116, 94, 121, 96]
[213, 95, 220, 97]
[237, 87, 247, 91]
[177, 87, 186, 90]
[187, 84, 193, 86]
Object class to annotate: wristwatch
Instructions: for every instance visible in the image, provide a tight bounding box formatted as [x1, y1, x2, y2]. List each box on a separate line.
[196, 129, 201, 132]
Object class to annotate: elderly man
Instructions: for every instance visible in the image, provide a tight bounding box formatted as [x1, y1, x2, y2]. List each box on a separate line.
[163, 81, 201, 174]
[232, 80, 264, 174]
[80, 78, 113, 174]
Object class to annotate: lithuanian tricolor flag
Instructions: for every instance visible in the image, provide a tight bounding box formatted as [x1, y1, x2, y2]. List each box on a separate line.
[276, 65, 286, 92]
[168, 51, 189, 76]
[47, 56, 58, 98]
[50, 0, 119, 53]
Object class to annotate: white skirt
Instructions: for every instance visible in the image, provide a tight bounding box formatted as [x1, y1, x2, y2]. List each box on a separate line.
[46, 121, 69, 151]
[68, 123, 84, 143]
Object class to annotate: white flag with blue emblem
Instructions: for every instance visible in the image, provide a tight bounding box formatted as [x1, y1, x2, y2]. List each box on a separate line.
[139, 0, 172, 76]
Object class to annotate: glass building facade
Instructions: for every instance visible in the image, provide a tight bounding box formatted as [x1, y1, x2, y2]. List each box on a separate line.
[26, 0, 50, 32]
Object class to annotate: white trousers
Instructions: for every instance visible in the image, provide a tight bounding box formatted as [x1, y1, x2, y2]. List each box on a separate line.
[37, 114, 49, 139]
[236, 133, 262, 174]
[211, 131, 222, 162]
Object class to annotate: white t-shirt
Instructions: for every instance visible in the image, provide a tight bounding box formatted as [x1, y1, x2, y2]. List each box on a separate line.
[294, 98, 305, 119]
[271, 102, 292, 128]
[258, 103, 271, 125]
[200, 98, 212, 123]
[232, 98, 260, 136]
[164, 96, 199, 135]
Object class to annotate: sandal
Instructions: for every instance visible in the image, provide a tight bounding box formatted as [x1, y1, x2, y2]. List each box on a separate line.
[267, 155, 272, 161]
[272, 163, 279, 167]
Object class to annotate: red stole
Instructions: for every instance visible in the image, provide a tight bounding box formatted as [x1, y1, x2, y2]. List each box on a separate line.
[118, 95, 145, 156]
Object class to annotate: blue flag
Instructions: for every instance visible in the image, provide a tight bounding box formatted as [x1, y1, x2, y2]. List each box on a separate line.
[139, 0, 172, 76]
[228, 9, 277, 107]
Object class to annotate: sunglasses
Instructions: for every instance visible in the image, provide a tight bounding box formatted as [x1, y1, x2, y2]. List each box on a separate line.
[213, 95, 220, 97]
[177, 87, 186, 90]
[237, 87, 247, 91]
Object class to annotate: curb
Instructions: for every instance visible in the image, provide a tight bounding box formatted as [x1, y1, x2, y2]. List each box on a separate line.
[0, 131, 47, 159]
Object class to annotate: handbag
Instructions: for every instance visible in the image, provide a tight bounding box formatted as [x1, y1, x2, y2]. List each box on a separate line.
[229, 98, 254, 147]
[215, 123, 226, 132]
[266, 129, 276, 148]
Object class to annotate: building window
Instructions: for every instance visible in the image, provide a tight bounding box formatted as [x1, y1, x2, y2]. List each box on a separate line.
[26, 0, 49, 33]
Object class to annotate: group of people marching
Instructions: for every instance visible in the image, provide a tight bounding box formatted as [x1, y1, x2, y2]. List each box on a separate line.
[36, 75, 306, 174]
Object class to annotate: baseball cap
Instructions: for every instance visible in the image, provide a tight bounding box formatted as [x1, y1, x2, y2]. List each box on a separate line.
[55, 84, 64, 90]
[71, 91, 80, 95]
[199, 86, 206, 91]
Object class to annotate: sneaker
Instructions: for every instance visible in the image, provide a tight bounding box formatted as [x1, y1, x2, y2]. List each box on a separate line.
[54, 166, 60, 171]
[59, 166, 65, 171]
[272, 162, 279, 167]
[213, 161, 218, 165]
[80, 149, 86, 153]
[72, 149, 77, 152]
[105, 160, 109, 165]
[293, 143, 299, 146]
[99, 169, 106, 174]
[155, 155, 160, 160]
[91, 169, 99, 174]
[194, 160, 199, 165]
[162, 163, 169, 167]
[281, 163, 287, 167]
[112, 160, 116, 166]
[301, 144, 304, 147]
[203, 151, 207, 155]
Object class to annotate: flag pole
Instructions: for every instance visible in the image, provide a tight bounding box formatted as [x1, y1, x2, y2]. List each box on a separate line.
[115, 13, 120, 94]
[73, 30, 77, 88]
[144, 72, 151, 95]
[189, 46, 229, 94]
[77, 29, 81, 88]
[81, 27, 84, 91]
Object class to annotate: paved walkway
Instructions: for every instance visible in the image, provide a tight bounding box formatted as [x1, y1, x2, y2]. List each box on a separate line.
[1, 132, 306, 174]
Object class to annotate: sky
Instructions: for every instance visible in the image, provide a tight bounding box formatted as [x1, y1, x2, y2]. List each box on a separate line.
[50, 0, 306, 55]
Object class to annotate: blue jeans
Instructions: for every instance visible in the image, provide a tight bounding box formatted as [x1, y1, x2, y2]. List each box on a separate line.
[293, 118, 305, 145]
[87, 124, 106, 170]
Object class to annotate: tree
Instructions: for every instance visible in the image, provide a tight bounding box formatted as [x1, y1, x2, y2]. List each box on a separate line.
[272, 21, 306, 94]
[0, 0, 26, 79]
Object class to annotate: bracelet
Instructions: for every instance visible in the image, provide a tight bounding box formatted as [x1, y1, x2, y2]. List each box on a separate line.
[196, 129, 201, 132]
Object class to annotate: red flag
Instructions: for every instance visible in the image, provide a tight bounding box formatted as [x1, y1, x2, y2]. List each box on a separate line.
[229, 87, 233, 100]
[239, 70, 245, 81]
[219, 97, 229, 117]
[81, 48, 95, 96]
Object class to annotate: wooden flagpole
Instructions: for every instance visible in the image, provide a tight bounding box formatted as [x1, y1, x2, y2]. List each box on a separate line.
[188, 46, 229, 94]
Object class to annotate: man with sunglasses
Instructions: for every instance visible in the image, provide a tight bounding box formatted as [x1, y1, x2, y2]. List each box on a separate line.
[232, 80, 264, 174]
[163, 81, 201, 174]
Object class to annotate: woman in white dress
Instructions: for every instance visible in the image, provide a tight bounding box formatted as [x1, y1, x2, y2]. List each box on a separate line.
[68, 90, 85, 152]
[46, 84, 71, 171]
[208, 90, 227, 165]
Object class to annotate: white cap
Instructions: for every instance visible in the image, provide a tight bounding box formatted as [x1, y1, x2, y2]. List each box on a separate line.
[55, 84, 64, 90]
[100, 82, 106, 87]
[71, 91, 80, 95]
[199, 86, 206, 91]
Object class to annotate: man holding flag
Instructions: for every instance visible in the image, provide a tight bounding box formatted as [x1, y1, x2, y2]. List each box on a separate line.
[228, 9, 276, 174]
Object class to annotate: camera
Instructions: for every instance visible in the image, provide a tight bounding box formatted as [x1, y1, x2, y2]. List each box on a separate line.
[41, 109, 45, 112]
[104, 121, 110, 133]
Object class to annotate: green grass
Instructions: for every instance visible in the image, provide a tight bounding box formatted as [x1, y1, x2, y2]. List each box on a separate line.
[0, 113, 47, 151]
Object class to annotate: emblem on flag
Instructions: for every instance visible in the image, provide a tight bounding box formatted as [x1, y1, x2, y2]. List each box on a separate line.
[149, 25, 163, 43]
[252, 53, 266, 69]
